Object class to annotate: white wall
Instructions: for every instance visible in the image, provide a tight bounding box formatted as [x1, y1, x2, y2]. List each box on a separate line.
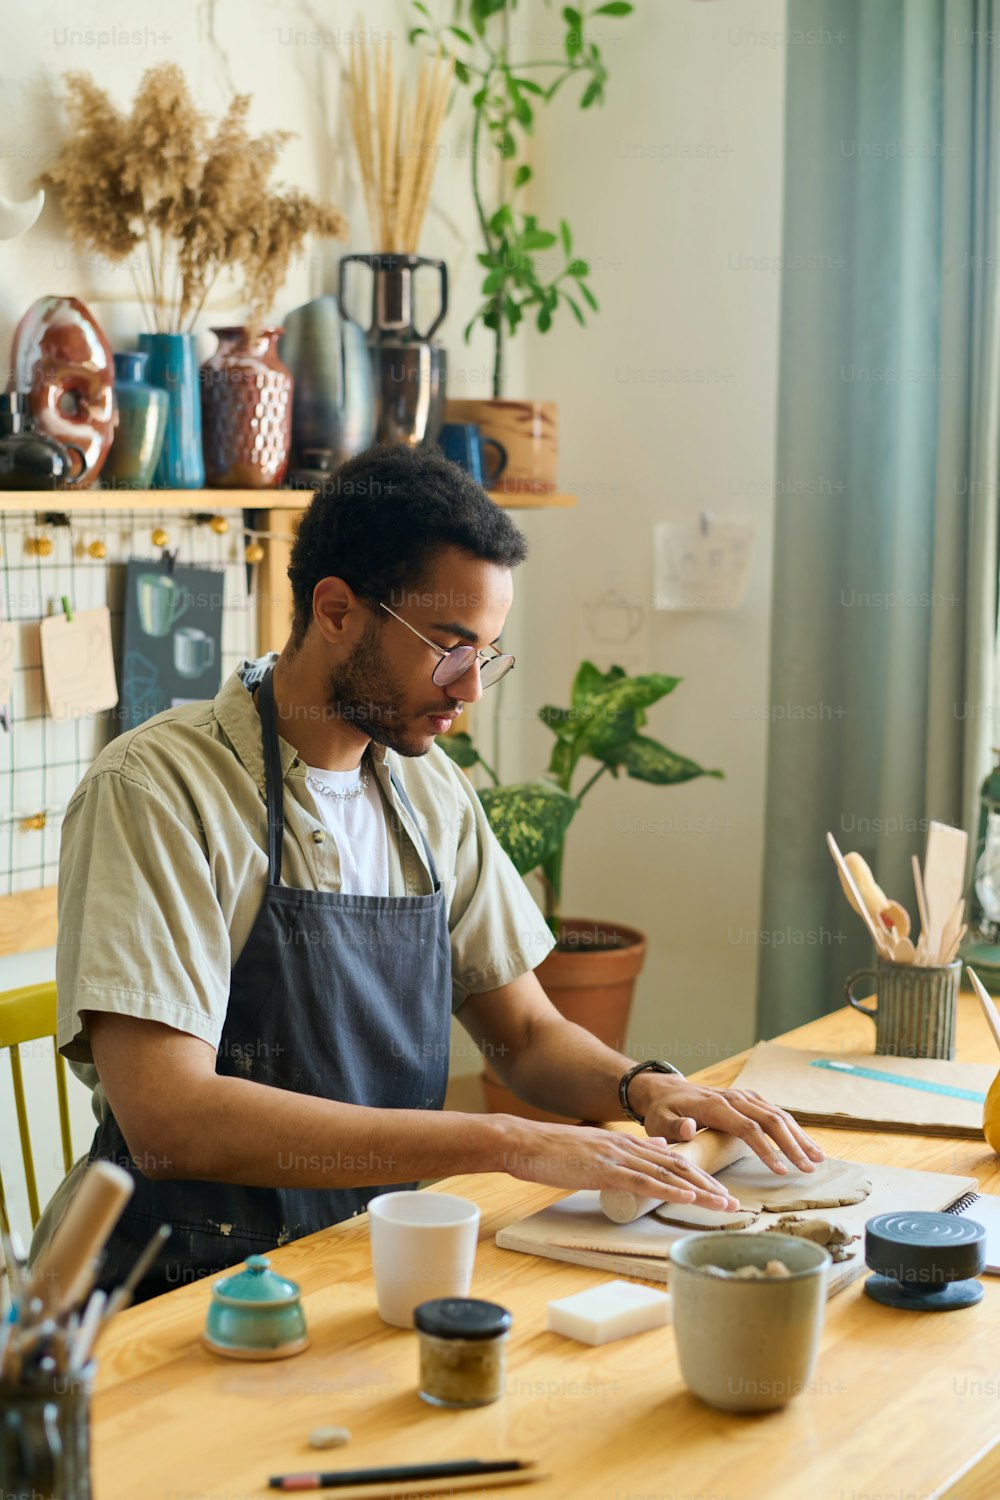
[0, 0, 522, 1228]
[0, 0, 788, 1226]
[493, 0, 788, 1074]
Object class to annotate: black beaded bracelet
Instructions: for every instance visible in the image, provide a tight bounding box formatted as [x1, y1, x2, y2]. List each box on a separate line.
[618, 1058, 685, 1125]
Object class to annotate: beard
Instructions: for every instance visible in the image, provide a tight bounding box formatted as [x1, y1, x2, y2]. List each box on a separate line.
[326, 618, 458, 756]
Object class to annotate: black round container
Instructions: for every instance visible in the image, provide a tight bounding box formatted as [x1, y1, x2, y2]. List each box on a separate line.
[864, 1211, 985, 1311]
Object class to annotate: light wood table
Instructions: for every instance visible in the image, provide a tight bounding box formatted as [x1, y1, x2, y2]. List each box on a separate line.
[92, 997, 1000, 1500]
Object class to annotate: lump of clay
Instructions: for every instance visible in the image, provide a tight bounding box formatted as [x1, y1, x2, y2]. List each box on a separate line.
[703, 1259, 793, 1280]
[771, 1213, 860, 1263]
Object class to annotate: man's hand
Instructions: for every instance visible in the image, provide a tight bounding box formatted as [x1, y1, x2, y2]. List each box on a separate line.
[501, 1118, 741, 1210]
[630, 1074, 826, 1175]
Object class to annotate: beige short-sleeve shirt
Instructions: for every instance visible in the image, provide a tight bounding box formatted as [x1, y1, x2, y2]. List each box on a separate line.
[56, 654, 555, 1082]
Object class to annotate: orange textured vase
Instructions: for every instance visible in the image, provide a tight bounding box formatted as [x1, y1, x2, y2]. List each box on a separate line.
[480, 918, 647, 1123]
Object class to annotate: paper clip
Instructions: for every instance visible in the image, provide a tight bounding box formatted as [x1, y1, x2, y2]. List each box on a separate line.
[60, 595, 73, 625]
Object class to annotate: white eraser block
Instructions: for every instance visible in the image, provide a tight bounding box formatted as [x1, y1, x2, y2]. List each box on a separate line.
[546, 1279, 672, 1346]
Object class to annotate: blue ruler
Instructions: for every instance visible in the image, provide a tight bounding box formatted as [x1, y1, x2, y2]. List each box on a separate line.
[810, 1059, 986, 1104]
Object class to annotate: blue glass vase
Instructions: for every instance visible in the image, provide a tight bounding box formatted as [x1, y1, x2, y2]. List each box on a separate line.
[102, 352, 169, 489]
[138, 332, 205, 488]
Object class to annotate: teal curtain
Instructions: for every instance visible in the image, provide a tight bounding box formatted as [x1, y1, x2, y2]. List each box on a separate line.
[758, 0, 1000, 1034]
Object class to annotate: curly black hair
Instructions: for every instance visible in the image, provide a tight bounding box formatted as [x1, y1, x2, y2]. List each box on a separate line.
[286, 443, 528, 646]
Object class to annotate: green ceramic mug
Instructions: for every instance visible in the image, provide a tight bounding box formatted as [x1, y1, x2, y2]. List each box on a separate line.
[845, 957, 960, 1060]
[669, 1231, 830, 1412]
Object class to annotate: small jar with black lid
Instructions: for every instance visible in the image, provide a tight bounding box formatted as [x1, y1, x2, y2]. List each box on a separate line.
[413, 1297, 513, 1408]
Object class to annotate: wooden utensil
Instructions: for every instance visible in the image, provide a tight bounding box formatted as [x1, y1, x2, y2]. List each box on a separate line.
[967, 966, 1000, 1055]
[23, 1160, 133, 1316]
[938, 898, 966, 966]
[838, 853, 912, 939]
[923, 822, 968, 966]
[942, 925, 968, 966]
[912, 854, 930, 941]
[827, 833, 894, 959]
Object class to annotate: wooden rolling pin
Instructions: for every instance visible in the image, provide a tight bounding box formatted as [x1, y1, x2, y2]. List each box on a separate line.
[600, 1130, 753, 1224]
[24, 1160, 134, 1315]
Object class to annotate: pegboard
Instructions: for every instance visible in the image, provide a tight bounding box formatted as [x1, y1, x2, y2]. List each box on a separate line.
[0, 506, 258, 899]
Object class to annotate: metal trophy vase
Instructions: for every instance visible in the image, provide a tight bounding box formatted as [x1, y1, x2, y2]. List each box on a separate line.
[338, 253, 448, 447]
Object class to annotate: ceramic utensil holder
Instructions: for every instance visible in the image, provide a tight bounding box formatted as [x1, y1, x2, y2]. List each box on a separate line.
[0, 1365, 94, 1500]
[846, 958, 960, 1059]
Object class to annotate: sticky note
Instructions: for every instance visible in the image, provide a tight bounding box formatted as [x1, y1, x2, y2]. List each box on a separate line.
[546, 1279, 672, 1346]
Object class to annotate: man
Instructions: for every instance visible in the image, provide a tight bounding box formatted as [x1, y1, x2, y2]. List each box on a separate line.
[36, 444, 822, 1298]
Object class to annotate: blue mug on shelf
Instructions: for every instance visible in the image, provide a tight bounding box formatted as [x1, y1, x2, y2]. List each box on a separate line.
[438, 422, 507, 487]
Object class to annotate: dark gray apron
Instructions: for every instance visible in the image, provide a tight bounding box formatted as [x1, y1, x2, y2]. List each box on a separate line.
[87, 665, 452, 1300]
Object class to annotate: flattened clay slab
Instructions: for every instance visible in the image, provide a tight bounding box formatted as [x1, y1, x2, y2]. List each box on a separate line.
[652, 1203, 760, 1231]
[718, 1155, 872, 1212]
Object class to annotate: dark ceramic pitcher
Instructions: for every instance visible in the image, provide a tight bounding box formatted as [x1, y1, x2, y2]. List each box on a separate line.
[0, 393, 86, 490]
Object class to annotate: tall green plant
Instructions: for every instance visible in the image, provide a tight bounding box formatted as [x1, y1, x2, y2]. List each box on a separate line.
[409, 0, 635, 396]
[439, 661, 722, 938]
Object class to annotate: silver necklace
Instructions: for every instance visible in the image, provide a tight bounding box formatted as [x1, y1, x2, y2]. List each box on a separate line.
[306, 767, 369, 804]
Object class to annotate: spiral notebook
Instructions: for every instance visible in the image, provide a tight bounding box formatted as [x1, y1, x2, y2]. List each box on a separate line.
[949, 1189, 1000, 1274]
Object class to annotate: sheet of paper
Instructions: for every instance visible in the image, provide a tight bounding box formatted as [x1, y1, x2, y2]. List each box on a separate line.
[733, 1042, 994, 1136]
[653, 518, 754, 610]
[0, 621, 16, 709]
[39, 606, 119, 723]
[955, 1193, 1000, 1274]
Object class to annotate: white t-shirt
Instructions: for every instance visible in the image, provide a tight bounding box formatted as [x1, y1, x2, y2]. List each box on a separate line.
[303, 757, 390, 896]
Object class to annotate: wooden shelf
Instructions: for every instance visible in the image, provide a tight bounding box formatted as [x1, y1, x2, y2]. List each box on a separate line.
[0, 489, 307, 512]
[489, 490, 577, 509]
[0, 489, 577, 512]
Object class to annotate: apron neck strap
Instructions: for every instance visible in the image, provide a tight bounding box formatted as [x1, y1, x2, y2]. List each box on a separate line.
[389, 768, 442, 892]
[258, 666, 285, 886]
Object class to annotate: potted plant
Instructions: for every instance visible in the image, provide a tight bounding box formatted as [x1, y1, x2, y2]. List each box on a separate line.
[439, 661, 722, 1120]
[410, 0, 634, 491]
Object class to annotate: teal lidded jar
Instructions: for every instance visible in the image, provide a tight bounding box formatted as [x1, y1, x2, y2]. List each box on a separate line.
[202, 1255, 309, 1360]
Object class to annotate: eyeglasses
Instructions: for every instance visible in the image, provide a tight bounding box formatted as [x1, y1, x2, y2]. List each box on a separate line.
[379, 602, 515, 689]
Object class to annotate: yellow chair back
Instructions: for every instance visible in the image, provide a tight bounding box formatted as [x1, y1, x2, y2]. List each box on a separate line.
[0, 981, 73, 1229]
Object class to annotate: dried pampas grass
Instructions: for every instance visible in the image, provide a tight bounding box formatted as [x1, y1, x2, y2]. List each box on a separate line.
[40, 64, 348, 332]
[347, 33, 453, 253]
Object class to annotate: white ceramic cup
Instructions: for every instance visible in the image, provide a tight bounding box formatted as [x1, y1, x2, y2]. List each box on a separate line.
[368, 1191, 480, 1329]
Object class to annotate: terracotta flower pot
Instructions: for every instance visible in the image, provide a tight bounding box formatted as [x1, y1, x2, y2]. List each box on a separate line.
[480, 918, 647, 1123]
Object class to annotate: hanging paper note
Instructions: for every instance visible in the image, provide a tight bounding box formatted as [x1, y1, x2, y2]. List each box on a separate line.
[653, 517, 754, 610]
[39, 605, 119, 722]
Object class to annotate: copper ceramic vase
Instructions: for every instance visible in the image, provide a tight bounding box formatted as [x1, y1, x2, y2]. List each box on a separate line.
[11, 295, 117, 487]
[201, 326, 293, 488]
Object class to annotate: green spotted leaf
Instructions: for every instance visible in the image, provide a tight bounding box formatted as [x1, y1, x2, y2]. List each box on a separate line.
[478, 780, 579, 875]
[613, 735, 724, 786]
